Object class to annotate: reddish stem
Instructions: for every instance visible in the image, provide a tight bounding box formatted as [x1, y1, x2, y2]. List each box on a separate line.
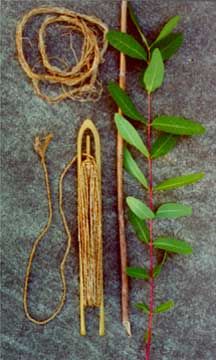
[145, 92, 154, 360]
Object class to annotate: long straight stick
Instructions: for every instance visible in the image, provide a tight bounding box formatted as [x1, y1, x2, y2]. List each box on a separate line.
[117, 0, 131, 336]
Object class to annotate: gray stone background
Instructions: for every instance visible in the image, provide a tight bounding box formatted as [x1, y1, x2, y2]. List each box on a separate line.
[1, 0, 216, 359]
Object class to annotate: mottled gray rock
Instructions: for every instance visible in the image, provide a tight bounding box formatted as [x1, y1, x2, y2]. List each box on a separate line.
[1, 1, 216, 359]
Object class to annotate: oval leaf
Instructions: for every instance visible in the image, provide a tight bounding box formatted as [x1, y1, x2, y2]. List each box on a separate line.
[155, 172, 205, 191]
[153, 16, 180, 45]
[107, 30, 147, 60]
[115, 114, 149, 157]
[153, 33, 184, 61]
[124, 148, 148, 188]
[127, 196, 155, 220]
[128, 209, 149, 244]
[152, 115, 205, 135]
[144, 330, 150, 344]
[135, 303, 150, 314]
[153, 264, 163, 278]
[153, 263, 163, 278]
[126, 266, 149, 280]
[153, 237, 193, 255]
[143, 48, 164, 93]
[151, 134, 177, 159]
[156, 203, 192, 218]
[128, 2, 149, 48]
[153, 252, 167, 278]
[108, 82, 146, 123]
[154, 300, 175, 313]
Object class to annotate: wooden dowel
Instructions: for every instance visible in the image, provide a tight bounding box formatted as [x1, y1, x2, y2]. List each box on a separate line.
[117, 0, 131, 336]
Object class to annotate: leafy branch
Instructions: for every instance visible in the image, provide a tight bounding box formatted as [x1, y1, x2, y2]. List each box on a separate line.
[107, 3, 205, 360]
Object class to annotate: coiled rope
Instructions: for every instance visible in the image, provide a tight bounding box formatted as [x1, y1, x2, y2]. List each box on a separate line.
[16, 7, 108, 103]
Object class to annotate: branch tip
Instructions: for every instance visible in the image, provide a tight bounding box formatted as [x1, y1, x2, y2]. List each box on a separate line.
[123, 320, 132, 337]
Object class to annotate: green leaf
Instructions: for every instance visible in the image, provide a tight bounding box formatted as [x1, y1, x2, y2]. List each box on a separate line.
[124, 148, 148, 188]
[108, 82, 146, 123]
[106, 30, 147, 60]
[151, 134, 177, 159]
[126, 266, 149, 280]
[143, 48, 164, 93]
[128, 2, 149, 48]
[115, 114, 149, 157]
[152, 115, 205, 135]
[153, 33, 184, 61]
[153, 16, 180, 45]
[135, 302, 150, 314]
[144, 330, 150, 344]
[153, 237, 193, 255]
[128, 209, 149, 244]
[153, 252, 167, 278]
[155, 172, 205, 191]
[153, 263, 163, 278]
[154, 300, 175, 313]
[127, 196, 155, 220]
[156, 203, 192, 218]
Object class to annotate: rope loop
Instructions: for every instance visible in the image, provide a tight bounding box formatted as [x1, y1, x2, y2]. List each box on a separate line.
[16, 7, 108, 103]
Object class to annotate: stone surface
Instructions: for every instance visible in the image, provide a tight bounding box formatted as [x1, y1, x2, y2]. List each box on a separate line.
[1, 1, 216, 359]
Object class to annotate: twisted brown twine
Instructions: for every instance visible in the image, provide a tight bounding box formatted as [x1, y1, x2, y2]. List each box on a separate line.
[16, 7, 108, 103]
[78, 157, 102, 307]
[77, 119, 104, 336]
[23, 134, 76, 324]
[23, 133, 103, 325]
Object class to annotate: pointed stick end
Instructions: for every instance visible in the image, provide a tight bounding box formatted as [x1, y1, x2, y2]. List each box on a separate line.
[123, 320, 132, 337]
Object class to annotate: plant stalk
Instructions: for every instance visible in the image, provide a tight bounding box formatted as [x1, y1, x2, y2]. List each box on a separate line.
[117, 0, 131, 336]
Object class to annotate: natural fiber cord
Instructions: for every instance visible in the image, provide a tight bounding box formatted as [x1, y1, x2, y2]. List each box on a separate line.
[16, 7, 108, 103]
[23, 133, 76, 324]
[77, 119, 104, 336]
[23, 121, 104, 335]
